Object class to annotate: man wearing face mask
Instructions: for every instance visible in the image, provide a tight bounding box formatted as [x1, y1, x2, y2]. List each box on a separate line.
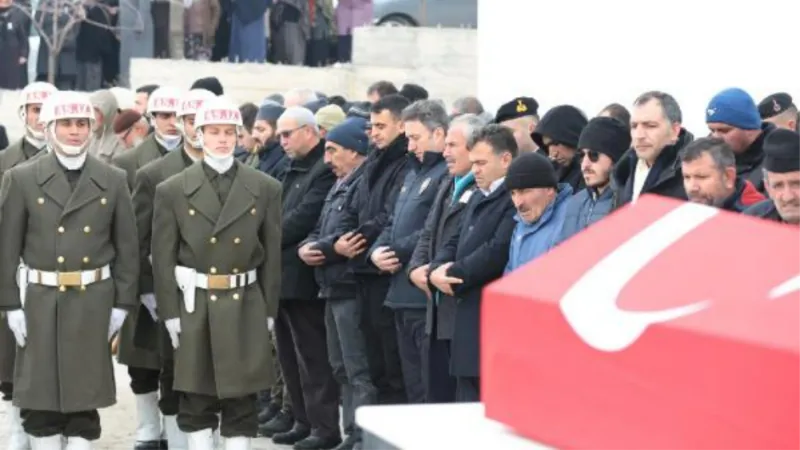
[0, 80, 57, 450]
[241, 101, 290, 181]
[88, 89, 126, 163]
[0, 90, 139, 449]
[113, 86, 186, 450]
[112, 86, 185, 190]
[125, 88, 216, 450]
[151, 96, 283, 450]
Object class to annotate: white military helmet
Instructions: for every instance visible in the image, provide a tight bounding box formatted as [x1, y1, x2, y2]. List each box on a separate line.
[109, 87, 136, 110]
[178, 89, 216, 118]
[194, 96, 243, 129]
[40, 91, 96, 156]
[146, 86, 184, 116]
[18, 82, 58, 139]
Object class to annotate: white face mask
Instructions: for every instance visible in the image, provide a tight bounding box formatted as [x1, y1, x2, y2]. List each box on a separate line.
[47, 123, 91, 157]
[198, 129, 235, 173]
[156, 133, 182, 151]
[54, 150, 87, 170]
[24, 135, 46, 150]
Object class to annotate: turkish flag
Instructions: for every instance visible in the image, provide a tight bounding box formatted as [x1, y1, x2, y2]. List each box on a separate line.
[482, 195, 799, 450]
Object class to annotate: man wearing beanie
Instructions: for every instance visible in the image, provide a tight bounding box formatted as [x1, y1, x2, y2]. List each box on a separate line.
[612, 91, 690, 205]
[428, 125, 517, 402]
[679, 137, 765, 211]
[315, 104, 346, 138]
[504, 151, 573, 274]
[744, 129, 800, 226]
[298, 116, 373, 450]
[532, 104, 588, 193]
[241, 101, 290, 182]
[558, 116, 631, 244]
[707, 87, 775, 192]
[369, 100, 449, 405]
[758, 92, 797, 132]
[114, 109, 150, 150]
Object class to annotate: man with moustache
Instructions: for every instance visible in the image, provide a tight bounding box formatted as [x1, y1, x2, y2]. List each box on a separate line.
[0, 90, 139, 449]
[298, 117, 373, 450]
[558, 116, 631, 243]
[679, 137, 765, 211]
[242, 101, 290, 181]
[744, 129, 800, 226]
[532, 105, 589, 193]
[0, 80, 57, 450]
[428, 125, 518, 402]
[407, 113, 484, 403]
[503, 151, 573, 274]
[151, 96, 283, 450]
[128, 88, 216, 450]
[114, 110, 151, 150]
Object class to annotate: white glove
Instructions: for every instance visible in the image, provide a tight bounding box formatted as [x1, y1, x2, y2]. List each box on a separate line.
[140, 293, 158, 321]
[7, 310, 26, 348]
[165, 318, 181, 349]
[108, 308, 128, 341]
[267, 317, 275, 332]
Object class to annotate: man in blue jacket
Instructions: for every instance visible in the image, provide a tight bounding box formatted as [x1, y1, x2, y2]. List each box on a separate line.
[369, 100, 450, 404]
[558, 116, 631, 244]
[504, 152, 573, 274]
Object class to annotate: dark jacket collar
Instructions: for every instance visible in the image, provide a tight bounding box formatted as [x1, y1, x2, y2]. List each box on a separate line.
[288, 139, 325, 171]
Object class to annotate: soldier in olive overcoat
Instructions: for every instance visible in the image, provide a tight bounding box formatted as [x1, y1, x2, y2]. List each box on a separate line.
[151, 96, 281, 450]
[0, 91, 139, 447]
[110, 86, 185, 446]
[0, 81, 57, 450]
[129, 88, 215, 449]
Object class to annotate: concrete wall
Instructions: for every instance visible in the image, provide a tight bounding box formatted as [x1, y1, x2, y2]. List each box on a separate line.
[0, 27, 477, 141]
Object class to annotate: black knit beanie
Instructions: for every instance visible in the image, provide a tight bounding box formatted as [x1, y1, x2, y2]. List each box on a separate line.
[532, 105, 588, 149]
[505, 152, 558, 190]
[577, 117, 632, 163]
[190, 77, 224, 96]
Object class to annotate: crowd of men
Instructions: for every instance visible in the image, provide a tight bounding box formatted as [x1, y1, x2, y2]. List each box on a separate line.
[0, 76, 796, 450]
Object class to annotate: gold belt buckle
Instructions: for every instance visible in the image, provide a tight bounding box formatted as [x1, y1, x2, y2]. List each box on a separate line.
[57, 271, 83, 287]
[207, 275, 230, 290]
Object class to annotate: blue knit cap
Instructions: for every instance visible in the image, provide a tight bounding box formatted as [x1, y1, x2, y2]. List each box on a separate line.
[706, 88, 761, 130]
[326, 117, 369, 155]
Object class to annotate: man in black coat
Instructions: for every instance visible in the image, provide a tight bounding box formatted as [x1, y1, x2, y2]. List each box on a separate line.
[272, 106, 340, 449]
[428, 125, 518, 403]
[240, 102, 290, 181]
[407, 113, 484, 403]
[333, 94, 412, 405]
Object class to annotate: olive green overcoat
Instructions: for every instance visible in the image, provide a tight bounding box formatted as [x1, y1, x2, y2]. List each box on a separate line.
[0, 139, 46, 383]
[0, 153, 139, 412]
[152, 161, 281, 398]
[111, 134, 167, 369]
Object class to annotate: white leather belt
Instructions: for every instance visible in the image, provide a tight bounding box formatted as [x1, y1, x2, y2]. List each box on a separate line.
[26, 265, 111, 288]
[174, 265, 257, 313]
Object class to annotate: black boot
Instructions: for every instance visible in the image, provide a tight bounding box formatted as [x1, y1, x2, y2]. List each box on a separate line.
[258, 410, 294, 437]
[334, 432, 360, 450]
[257, 402, 282, 425]
[133, 441, 161, 450]
[294, 433, 343, 450]
[272, 423, 310, 445]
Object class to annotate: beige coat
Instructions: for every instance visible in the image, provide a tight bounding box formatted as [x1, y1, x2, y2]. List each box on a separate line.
[152, 161, 281, 398]
[185, 0, 221, 45]
[0, 153, 139, 412]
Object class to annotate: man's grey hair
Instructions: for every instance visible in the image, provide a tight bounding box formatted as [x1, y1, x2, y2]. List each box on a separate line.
[400, 100, 449, 133]
[451, 96, 484, 115]
[634, 91, 683, 124]
[449, 113, 488, 144]
[283, 88, 319, 107]
[679, 137, 735, 172]
[279, 106, 320, 135]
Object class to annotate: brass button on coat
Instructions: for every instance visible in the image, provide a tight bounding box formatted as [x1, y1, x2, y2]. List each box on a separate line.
[189, 209, 196, 216]
[37, 197, 44, 204]
[100, 198, 107, 205]
[250, 208, 256, 215]
[82, 257, 90, 264]
[232, 293, 240, 300]
[58, 286, 66, 292]
[58, 226, 65, 234]
[232, 268, 239, 274]
[210, 295, 218, 301]
[57, 256, 65, 263]
[83, 226, 91, 233]
[209, 267, 217, 274]
[210, 237, 217, 244]
[234, 237, 241, 244]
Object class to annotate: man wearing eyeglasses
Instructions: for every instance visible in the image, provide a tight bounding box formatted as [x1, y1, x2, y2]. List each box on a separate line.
[557, 116, 631, 245]
[532, 104, 589, 194]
